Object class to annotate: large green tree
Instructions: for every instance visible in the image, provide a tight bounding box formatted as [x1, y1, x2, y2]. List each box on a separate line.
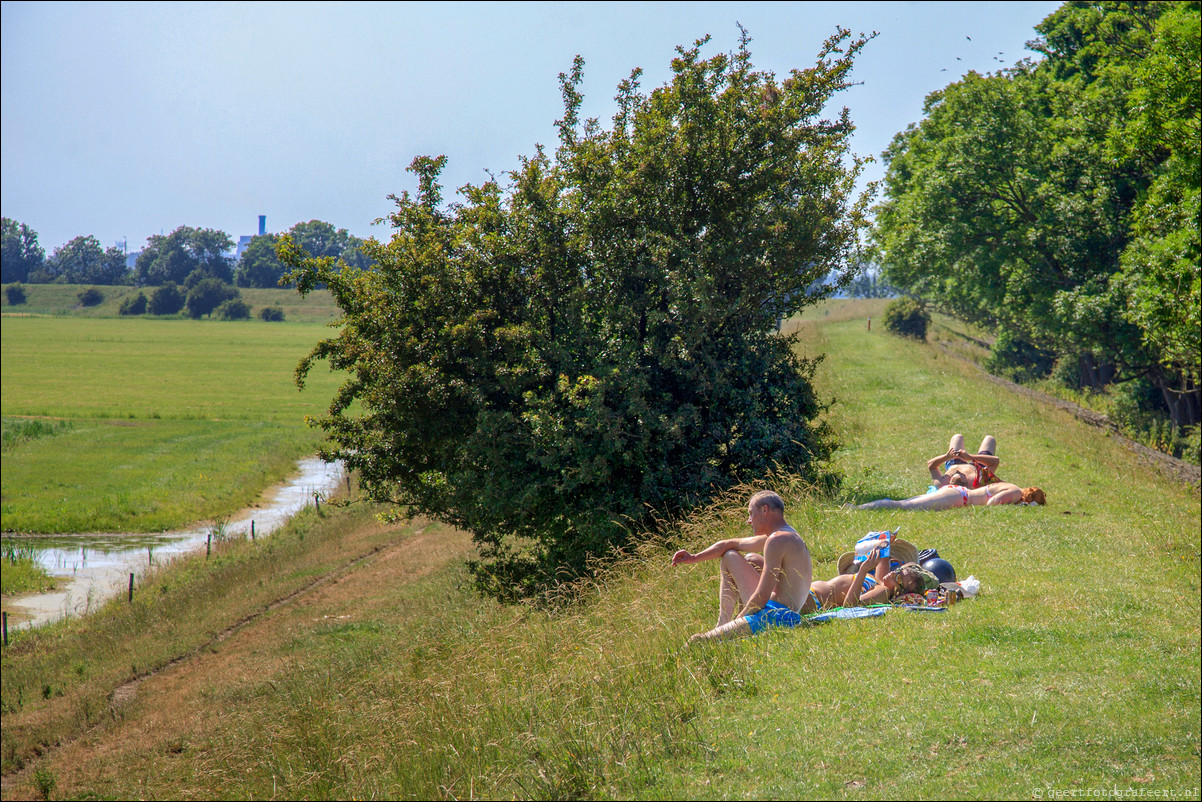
[287, 220, 372, 270]
[282, 29, 872, 598]
[871, 1, 1199, 427]
[133, 226, 234, 286]
[46, 235, 130, 285]
[234, 234, 283, 288]
[1, 218, 46, 284]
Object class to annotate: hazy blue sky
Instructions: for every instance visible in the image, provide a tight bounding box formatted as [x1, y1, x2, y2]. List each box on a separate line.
[2, 0, 1060, 255]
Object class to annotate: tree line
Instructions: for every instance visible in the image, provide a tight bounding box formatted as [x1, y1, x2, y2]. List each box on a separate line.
[871, 1, 1200, 437]
[1, 218, 372, 289]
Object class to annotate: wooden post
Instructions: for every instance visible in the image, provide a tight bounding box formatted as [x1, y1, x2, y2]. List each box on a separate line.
[207, 533, 212, 558]
[3, 611, 8, 646]
[128, 573, 134, 602]
[251, 520, 255, 541]
[346, 475, 351, 492]
[314, 493, 321, 512]
[867, 316, 872, 331]
[148, 546, 152, 565]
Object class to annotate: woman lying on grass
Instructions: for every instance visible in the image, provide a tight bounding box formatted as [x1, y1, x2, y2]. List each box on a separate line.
[856, 482, 1046, 510]
[798, 547, 941, 612]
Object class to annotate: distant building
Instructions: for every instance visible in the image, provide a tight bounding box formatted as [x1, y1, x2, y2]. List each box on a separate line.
[234, 215, 268, 260]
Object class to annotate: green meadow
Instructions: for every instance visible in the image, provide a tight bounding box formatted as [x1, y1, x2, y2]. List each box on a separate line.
[1, 294, 345, 533]
[1, 299, 1197, 799]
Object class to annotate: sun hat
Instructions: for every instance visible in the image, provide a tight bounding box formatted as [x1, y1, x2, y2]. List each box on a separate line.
[837, 537, 918, 575]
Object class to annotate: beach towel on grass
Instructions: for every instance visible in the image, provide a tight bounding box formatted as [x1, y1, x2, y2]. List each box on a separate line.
[803, 605, 946, 625]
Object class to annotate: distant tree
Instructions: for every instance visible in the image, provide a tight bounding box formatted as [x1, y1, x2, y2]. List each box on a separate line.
[185, 278, 238, 318]
[845, 262, 896, 298]
[119, 292, 148, 315]
[1, 218, 46, 284]
[148, 283, 185, 315]
[5, 283, 27, 305]
[288, 220, 372, 270]
[258, 306, 285, 321]
[44, 236, 129, 285]
[133, 227, 234, 286]
[235, 234, 285, 288]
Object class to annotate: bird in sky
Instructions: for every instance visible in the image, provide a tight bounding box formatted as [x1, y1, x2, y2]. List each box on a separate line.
[966, 35, 972, 40]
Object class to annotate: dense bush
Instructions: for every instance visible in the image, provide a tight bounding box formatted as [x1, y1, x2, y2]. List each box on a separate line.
[185, 278, 238, 318]
[148, 284, 185, 316]
[118, 292, 148, 316]
[282, 30, 870, 598]
[214, 298, 251, 320]
[4, 283, 27, 305]
[76, 287, 104, 307]
[258, 306, 285, 322]
[882, 297, 930, 341]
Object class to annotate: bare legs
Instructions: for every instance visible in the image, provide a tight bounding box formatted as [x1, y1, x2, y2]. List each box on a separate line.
[950, 433, 997, 456]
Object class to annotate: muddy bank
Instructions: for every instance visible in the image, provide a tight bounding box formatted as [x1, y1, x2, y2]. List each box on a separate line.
[1, 457, 344, 629]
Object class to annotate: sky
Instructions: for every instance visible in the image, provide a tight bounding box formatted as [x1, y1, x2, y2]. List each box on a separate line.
[1, 0, 1062, 255]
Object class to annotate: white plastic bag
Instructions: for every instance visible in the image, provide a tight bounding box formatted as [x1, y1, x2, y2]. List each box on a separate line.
[960, 575, 981, 597]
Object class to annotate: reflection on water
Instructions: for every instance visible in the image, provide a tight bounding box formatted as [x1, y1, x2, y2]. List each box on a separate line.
[2, 457, 344, 630]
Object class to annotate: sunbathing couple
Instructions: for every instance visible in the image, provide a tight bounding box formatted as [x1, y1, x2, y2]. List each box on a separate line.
[857, 433, 1046, 510]
[672, 490, 941, 643]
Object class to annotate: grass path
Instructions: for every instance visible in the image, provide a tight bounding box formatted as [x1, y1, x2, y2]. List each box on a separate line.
[2, 299, 1198, 800]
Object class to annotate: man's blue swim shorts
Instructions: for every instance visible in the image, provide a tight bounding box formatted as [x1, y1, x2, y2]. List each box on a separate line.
[743, 600, 804, 634]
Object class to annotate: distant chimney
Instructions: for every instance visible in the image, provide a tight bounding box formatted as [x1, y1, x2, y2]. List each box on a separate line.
[258, 215, 266, 236]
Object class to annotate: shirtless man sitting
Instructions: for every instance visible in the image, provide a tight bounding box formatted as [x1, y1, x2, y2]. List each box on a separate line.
[928, 433, 1000, 489]
[671, 490, 812, 643]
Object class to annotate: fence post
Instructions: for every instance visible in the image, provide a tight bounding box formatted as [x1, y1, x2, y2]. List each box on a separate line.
[251, 520, 255, 541]
[3, 611, 8, 646]
[207, 533, 212, 558]
[128, 573, 134, 602]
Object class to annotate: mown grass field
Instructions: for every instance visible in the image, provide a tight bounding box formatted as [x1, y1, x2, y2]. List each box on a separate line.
[0, 299, 1198, 800]
[1, 295, 345, 533]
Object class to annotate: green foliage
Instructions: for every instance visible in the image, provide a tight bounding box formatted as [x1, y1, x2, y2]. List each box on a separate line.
[287, 220, 371, 270]
[258, 306, 285, 322]
[2, 417, 74, 452]
[185, 278, 238, 318]
[5, 282, 27, 305]
[76, 287, 105, 307]
[134, 226, 234, 286]
[871, 1, 1200, 428]
[882, 297, 930, 340]
[282, 29, 872, 597]
[983, 329, 1054, 383]
[235, 234, 284, 288]
[1, 218, 45, 284]
[118, 291, 148, 316]
[845, 262, 896, 298]
[148, 283, 185, 316]
[215, 298, 251, 320]
[45, 236, 129, 285]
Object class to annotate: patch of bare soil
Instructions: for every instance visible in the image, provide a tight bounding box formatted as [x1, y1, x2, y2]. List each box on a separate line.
[1, 521, 474, 800]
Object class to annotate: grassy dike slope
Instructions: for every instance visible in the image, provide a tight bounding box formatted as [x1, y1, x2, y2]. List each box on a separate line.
[2, 299, 1198, 800]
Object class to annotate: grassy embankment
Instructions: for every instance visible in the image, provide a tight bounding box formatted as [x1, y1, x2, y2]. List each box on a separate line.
[1, 286, 343, 534]
[1, 298, 1199, 799]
